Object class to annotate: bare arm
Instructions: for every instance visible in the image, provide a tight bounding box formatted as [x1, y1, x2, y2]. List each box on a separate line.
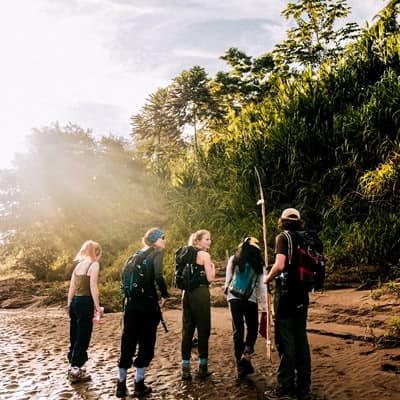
[264, 253, 286, 284]
[67, 271, 76, 307]
[89, 262, 101, 313]
[224, 256, 234, 292]
[66, 270, 76, 316]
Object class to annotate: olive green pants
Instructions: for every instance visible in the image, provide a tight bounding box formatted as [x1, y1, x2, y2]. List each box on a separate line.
[181, 286, 211, 361]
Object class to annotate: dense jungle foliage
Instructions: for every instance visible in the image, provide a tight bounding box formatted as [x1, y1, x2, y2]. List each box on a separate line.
[0, 1, 399, 303]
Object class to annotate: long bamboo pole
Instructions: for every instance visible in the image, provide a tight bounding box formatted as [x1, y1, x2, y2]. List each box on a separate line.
[255, 167, 272, 362]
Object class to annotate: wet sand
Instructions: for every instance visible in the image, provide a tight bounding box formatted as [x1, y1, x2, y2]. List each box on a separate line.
[0, 289, 399, 399]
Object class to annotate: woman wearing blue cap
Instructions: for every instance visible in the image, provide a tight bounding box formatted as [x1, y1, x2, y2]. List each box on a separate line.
[116, 227, 169, 398]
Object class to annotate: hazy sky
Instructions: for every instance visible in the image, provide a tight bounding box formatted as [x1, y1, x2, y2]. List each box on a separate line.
[0, 0, 387, 168]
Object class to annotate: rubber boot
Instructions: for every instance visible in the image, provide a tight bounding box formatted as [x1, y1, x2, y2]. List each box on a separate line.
[116, 379, 127, 398]
[197, 363, 212, 379]
[241, 346, 254, 375]
[182, 365, 192, 380]
[133, 379, 152, 398]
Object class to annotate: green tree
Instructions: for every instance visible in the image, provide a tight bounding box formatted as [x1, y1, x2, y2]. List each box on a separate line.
[0, 123, 166, 278]
[131, 87, 182, 156]
[214, 48, 274, 106]
[168, 65, 220, 151]
[13, 228, 59, 281]
[131, 87, 184, 179]
[275, 0, 359, 69]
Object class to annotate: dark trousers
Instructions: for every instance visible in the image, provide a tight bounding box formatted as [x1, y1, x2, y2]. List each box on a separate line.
[118, 302, 160, 369]
[229, 299, 258, 365]
[181, 286, 211, 361]
[274, 312, 311, 393]
[68, 295, 94, 368]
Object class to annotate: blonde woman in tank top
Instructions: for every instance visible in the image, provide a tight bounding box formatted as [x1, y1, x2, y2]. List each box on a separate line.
[66, 240, 103, 383]
[181, 229, 215, 380]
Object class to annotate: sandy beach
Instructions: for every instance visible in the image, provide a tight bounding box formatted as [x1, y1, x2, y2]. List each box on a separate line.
[0, 288, 399, 400]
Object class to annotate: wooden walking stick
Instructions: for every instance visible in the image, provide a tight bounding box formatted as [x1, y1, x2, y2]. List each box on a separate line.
[255, 167, 272, 362]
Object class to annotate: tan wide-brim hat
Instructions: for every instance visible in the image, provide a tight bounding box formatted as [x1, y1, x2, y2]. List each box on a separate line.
[281, 208, 301, 221]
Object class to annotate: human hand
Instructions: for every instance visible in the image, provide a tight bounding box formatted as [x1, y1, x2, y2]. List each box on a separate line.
[159, 297, 167, 309]
[265, 281, 273, 293]
[95, 306, 104, 317]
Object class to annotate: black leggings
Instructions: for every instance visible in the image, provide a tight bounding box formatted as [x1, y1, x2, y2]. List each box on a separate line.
[68, 296, 94, 368]
[118, 303, 161, 369]
[229, 299, 258, 365]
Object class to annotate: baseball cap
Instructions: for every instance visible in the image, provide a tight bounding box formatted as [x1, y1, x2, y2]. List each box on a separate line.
[281, 208, 301, 221]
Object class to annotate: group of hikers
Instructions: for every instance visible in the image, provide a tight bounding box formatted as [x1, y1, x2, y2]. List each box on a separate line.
[66, 207, 320, 400]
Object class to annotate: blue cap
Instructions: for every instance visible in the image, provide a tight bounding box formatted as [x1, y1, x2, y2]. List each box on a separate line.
[148, 229, 164, 243]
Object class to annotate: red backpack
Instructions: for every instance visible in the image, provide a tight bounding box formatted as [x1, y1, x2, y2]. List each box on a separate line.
[282, 230, 325, 291]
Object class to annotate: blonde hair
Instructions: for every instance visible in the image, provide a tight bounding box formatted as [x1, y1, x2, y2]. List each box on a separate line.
[74, 240, 102, 262]
[189, 229, 210, 247]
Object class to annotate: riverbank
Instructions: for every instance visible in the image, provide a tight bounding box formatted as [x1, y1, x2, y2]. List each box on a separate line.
[0, 287, 399, 399]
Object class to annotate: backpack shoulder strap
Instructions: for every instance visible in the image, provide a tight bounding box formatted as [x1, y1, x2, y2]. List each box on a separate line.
[143, 247, 156, 258]
[185, 245, 199, 265]
[128, 247, 155, 266]
[190, 245, 200, 260]
[281, 231, 293, 265]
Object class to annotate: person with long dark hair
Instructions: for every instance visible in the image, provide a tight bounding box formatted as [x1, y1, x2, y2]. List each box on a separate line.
[224, 237, 266, 381]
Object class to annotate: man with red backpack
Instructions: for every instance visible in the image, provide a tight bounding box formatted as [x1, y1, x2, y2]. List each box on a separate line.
[264, 208, 321, 400]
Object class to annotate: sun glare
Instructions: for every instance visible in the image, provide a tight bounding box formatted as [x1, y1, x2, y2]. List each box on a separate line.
[0, 135, 28, 170]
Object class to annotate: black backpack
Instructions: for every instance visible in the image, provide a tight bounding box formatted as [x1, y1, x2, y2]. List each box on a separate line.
[121, 248, 155, 298]
[174, 245, 202, 291]
[282, 230, 325, 291]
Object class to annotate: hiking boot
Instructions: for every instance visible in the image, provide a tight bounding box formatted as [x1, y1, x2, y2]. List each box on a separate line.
[242, 358, 254, 375]
[264, 387, 296, 399]
[116, 379, 128, 398]
[68, 368, 91, 384]
[133, 379, 152, 398]
[196, 364, 212, 379]
[297, 390, 312, 400]
[237, 365, 245, 379]
[236, 365, 247, 383]
[237, 356, 254, 380]
[182, 365, 192, 380]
